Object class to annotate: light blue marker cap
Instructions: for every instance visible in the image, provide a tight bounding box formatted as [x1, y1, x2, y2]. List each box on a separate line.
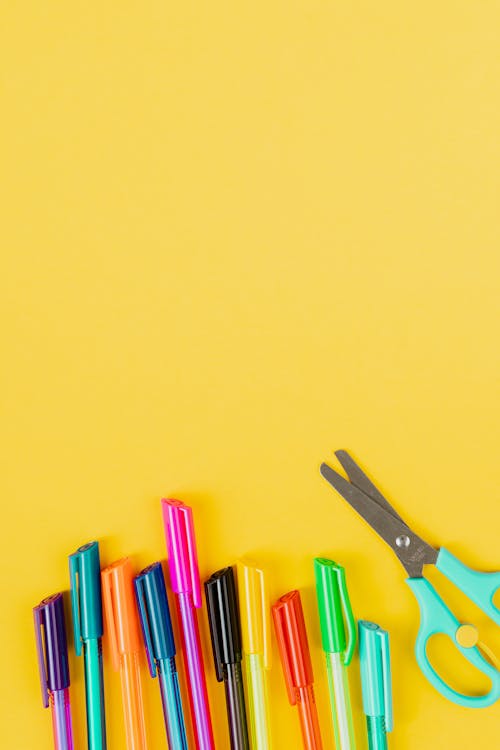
[358, 620, 393, 732]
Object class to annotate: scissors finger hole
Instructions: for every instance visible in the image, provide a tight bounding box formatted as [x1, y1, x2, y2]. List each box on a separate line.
[426, 633, 492, 697]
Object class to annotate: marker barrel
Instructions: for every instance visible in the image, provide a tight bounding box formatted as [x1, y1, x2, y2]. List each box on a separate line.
[245, 653, 272, 750]
[51, 688, 74, 750]
[366, 716, 388, 750]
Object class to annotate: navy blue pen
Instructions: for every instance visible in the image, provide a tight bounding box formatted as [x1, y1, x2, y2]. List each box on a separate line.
[134, 562, 188, 750]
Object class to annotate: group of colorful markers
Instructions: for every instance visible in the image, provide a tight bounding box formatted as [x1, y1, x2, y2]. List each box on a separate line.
[34, 499, 393, 750]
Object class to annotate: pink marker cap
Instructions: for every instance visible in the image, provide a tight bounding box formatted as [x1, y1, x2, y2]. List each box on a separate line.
[161, 499, 202, 608]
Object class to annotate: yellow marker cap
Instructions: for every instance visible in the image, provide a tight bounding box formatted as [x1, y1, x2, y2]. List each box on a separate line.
[236, 559, 271, 669]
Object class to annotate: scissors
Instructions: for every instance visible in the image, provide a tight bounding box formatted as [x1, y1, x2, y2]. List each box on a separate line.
[320, 450, 500, 708]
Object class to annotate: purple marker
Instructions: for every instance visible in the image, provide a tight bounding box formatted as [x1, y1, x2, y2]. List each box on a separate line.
[34, 593, 74, 750]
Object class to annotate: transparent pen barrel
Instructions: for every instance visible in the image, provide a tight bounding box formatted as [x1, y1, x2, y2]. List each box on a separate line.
[120, 651, 147, 750]
[84, 639, 107, 750]
[224, 662, 250, 750]
[366, 716, 388, 750]
[326, 652, 356, 750]
[244, 654, 272, 750]
[50, 688, 74, 750]
[158, 658, 188, 750]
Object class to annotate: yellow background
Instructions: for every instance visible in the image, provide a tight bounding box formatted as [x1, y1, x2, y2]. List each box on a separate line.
[1, 1, 499, 748]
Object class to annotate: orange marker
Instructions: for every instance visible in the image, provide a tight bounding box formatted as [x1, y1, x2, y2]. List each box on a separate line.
[101, 558, 148, 750]
[272, 590, 323, 750]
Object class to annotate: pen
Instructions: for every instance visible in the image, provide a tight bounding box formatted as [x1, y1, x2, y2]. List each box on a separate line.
[162, 499, 215, 750]
[134, 562, 188, 750]
[205, 567, 250, 750]
[358, 621, 392, 750]
[314, 558, 356, 750]
[101, 558, 148, 750]
[272, 590, 323, 750]
[69, 541, 107, 750]
[33, 592, 74, 750]
[236, 559, 272, 750]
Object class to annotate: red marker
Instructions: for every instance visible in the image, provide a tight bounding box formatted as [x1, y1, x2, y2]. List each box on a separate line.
[272, 590, 323, 750]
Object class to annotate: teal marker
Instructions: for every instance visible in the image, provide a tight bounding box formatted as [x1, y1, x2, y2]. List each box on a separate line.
[358, 621, 392, 750]
[69, 541, 107, 750]
[314, 558, 356, 750]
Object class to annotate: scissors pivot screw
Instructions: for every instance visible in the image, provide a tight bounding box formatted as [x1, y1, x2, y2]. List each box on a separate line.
[456, 625, 479, 649]
[396, 535, 411, 549]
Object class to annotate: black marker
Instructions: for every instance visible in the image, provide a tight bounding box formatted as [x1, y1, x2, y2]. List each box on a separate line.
[205, 567, 250, 750]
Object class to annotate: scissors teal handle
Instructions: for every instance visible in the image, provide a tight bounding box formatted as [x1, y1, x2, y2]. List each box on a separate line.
[320, 452, 500, 708]
[408, 556, 500, 708]
[436, 548, 500, 626]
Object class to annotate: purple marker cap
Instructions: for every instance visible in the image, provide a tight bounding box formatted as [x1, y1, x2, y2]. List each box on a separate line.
[33, 593, 70, 707]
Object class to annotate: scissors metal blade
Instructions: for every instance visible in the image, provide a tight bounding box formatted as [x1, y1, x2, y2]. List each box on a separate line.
[320, 458, 438, 578]
[334, 450, 405, 524]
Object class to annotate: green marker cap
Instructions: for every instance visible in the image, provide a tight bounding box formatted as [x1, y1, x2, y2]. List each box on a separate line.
[69, 540, 104, 654]
[314, 557, 356, 665]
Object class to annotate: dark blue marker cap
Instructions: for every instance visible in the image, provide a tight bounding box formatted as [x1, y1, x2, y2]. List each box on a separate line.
[33, 592, 70, 707]
[134, 562, 176, 677]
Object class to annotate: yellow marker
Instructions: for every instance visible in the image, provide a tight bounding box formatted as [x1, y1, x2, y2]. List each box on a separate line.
[236, 560, 273, 750]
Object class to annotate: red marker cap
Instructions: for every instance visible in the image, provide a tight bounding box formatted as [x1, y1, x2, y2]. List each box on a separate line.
[272, 589, 314, 705]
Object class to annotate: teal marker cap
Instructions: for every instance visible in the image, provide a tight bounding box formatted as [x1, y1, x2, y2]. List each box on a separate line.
[69, 541, 104, 655]
[358, 620, 393, 732]
[314, 558, 356, 665]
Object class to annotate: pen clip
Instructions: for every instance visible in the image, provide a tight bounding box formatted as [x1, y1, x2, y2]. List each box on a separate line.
[134, 575, 157, 678]
[33, 605, 49, 708]
[69, 552, 82, 657]
[101, 568, 120, 672]
[257, 566, 271, 670]
[272, 600, 297, 704]
[378, 628, 393, 732]
[205, 576, 226, 682]
[337, 565, 356, 666]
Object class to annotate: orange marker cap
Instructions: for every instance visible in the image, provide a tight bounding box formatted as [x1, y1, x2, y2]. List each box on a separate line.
[101, 557, 141, 671]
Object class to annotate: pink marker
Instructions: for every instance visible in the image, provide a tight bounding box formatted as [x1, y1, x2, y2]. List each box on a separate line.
[162, 499, 215, 750]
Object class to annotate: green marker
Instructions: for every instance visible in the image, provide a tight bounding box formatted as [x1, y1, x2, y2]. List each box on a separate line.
[358, 621, 392, 750]
[314, 558, 357, 750]
[69, 541, 107, 750]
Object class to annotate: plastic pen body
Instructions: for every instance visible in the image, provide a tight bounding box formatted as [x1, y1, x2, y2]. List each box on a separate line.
[244, 653, 271, 750]
[83, 639, 106, 750]
[224, 662, 250, 750]
[326, 652, 356, 750]
[296, 685, 322, 750]
[157, 658, 188, 750]
[177, 591, 214, 749]
[51, 688, 73, 750]
[366, 717, 388, 750]
[120, 651, 147, 750]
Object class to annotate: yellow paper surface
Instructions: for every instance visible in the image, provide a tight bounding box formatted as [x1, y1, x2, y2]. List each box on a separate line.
[1, 2, 499, 747]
